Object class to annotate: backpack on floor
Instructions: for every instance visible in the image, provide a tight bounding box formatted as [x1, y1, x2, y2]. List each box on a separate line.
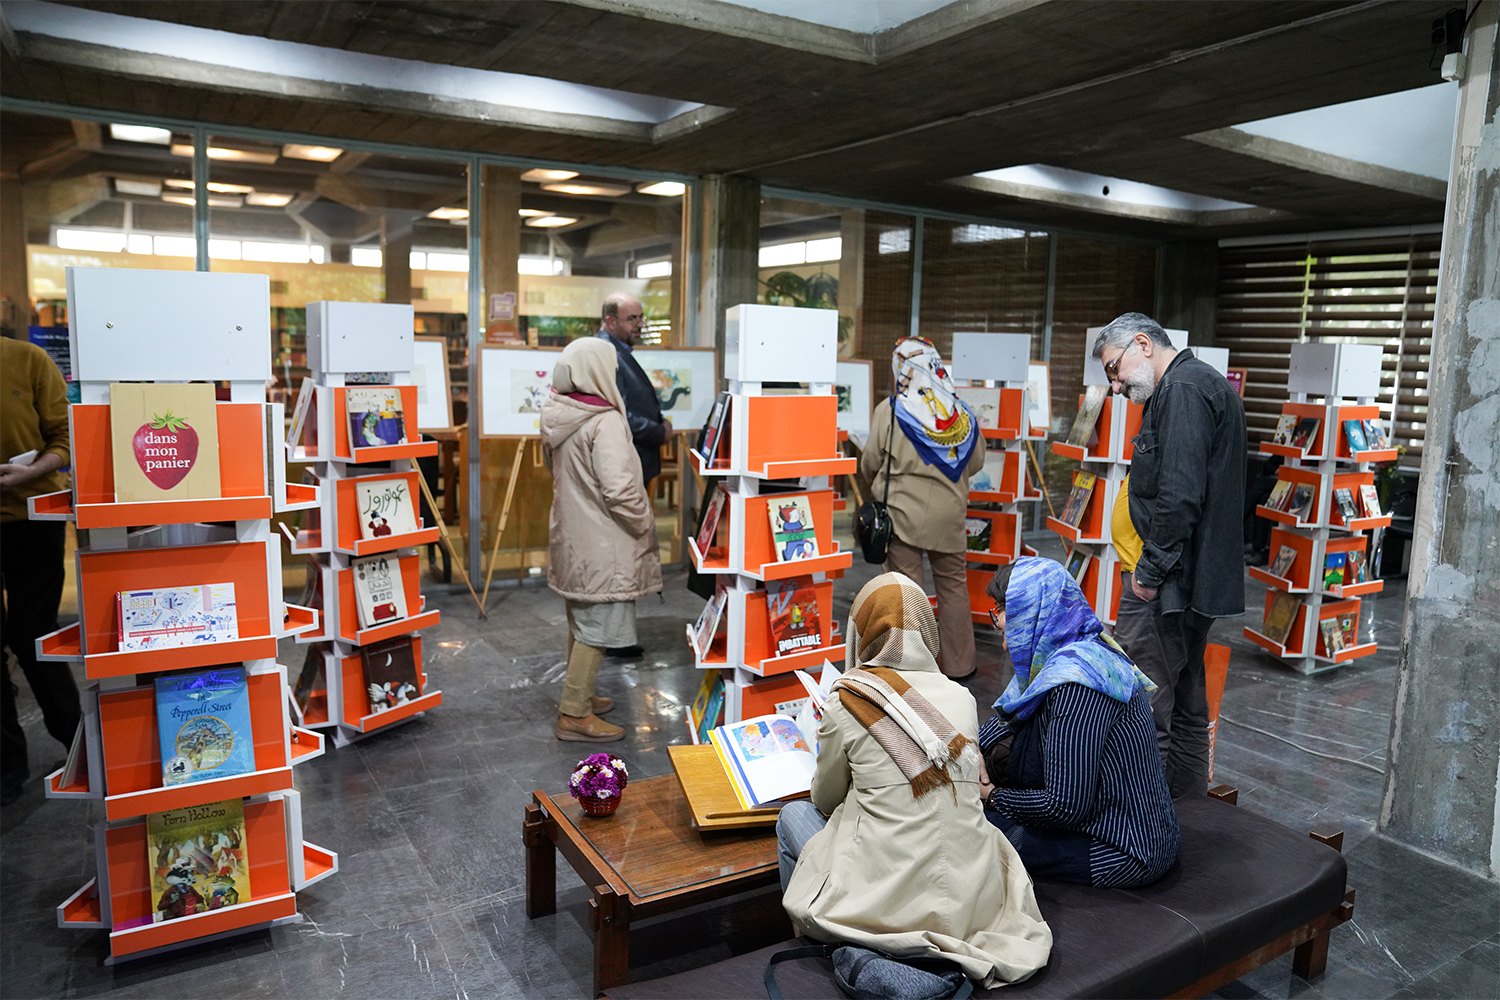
[766, 943, 973, 1000]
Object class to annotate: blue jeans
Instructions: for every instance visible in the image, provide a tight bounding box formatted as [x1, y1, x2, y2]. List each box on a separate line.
[776, 800, 828, 892]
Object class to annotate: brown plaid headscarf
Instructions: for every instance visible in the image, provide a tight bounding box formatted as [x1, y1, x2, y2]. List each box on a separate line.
[836, 573, 975, 798]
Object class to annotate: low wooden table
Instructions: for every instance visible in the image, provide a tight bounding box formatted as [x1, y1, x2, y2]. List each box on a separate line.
[524, 774, 780, 996]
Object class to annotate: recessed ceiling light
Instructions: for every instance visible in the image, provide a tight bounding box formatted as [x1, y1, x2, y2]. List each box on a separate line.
[246, 192, 294, 207]
[165, 178, 256, 194]
[521, 168, 578, 183]
[109, 124, 172, 145]
[114, 178, 162, 197]
[161, 193, 194, 206]
[169, 144, 280, 165]
[161, 192, 242, 207]
[427, 207, 469, 221]
[281, 143, 344, 162]
[517, 208, 551, 217]
[526, 216, 578, 228]
[637, 181, 686, 197]
[542, 182, 631, 197]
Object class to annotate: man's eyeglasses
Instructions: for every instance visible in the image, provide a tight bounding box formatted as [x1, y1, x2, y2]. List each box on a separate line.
[1103, 341, 1138, 381]
[988, 607, 1005, 631]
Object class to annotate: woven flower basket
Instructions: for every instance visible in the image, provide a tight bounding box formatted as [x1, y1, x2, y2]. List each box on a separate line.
[580, 794, 621, 817]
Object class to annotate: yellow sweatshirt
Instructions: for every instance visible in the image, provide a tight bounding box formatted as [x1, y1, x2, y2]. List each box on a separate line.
[2, 337, 71, 522]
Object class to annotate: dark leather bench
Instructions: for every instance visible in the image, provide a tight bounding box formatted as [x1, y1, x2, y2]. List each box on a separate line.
[603, 790, 1355, 1000]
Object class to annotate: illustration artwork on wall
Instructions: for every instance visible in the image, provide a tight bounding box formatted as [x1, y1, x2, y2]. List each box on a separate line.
[479, 346, 562, 437]
[1026, 362, 1051, 436]
[632, 348, 717, 428]
[412, 336, 453, 431]
[834, 360, 872, 437]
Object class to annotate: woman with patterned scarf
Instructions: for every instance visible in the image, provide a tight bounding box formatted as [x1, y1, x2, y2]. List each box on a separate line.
[978, 558, 1180, 888]
[778, 572, 1053, 988]
[858, 337, 986, 679]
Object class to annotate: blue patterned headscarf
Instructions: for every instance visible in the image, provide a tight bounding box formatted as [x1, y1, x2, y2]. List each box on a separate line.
[891, 337, 979, 482]
[994, 557, 1155, 721]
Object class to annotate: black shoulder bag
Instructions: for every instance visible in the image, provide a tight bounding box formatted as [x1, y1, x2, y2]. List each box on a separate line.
[854, 400, 898, 565]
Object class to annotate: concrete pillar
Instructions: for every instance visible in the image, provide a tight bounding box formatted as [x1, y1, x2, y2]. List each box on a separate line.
[1379, 3, 1500, 880]
[480, 165, 521, 342]
[1156, 241, 1219, 343]
[690, 174, 759, 352]
[838, 208, 865, 358]
[0, 174, 30, 333]
[381, 214, 412, 304]
[328, 242, 351, 265]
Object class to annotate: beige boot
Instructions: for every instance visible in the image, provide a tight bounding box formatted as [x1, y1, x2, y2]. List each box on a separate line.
[556, 713, 624, 742]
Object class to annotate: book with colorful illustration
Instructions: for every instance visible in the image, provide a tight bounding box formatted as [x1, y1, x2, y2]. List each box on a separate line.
[1333, 487, 1359, 524]
[767, 576, 822, 657]
[147, 798, 251, 923]
[1359, 484, 1382, 519]
[1065, 544, 1094, 582]
[1057, 471, 1098, 527]
[154, 667, 256, 786]
[1363, 418, 1389, 451]
[1343, 419, 1368, 455]
[688, 670, 726, 745]
[955, 387, 1001, 430]
[118, 583, 239, 653]
[351, 554, 408, 629]
[1323, 552, 1346, 590]
[1288, 484, 1316, 522]
[1265, 480, 1294, 512]
[965, 516, 993, 553]
[708, 713, 818, 809]
[1319, 617, 1346, 656]
[767, 496, 819, 562]
[1289, 417, 1321, 456]
[690, 585, 728, 655]
[363, 635, 421, 714]
[346, 386, 405, 449]
[1345, 550, 1368, 585]
[1269, 544, 1298, 580]
[1262, 590, 1302, 646]
[109, 382, 222, 503]
[355, 477, 420, 539]
[1065, 385, 1108, 448]
[1339, 612, 1358, 648]
[1270, 413, 1297, 447]
[696, 484, 728, 556]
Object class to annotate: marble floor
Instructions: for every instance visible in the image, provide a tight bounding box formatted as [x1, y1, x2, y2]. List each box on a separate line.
[2, 533, 1496, 999]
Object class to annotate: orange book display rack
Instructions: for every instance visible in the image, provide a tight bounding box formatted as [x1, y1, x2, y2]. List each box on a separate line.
[1245, 343, 1386, 674]
[687, 305, 850, 720]
[288, 300, 443, 747]
[37, 265, 337, 964]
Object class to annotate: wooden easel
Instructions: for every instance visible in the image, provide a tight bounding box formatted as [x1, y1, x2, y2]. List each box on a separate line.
[479, 439, 529, 614]
[1025, 439, 1057, 519]
[414, 472, 485, 616]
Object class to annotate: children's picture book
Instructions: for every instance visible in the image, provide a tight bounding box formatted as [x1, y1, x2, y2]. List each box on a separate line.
[1262, 591, 1302, 647]
[1319, 617, 1345, 656]
[1065, 385, 1108, 448]
[1269, 544, 1298, 580]
[1065, 544, 1094, 582]
[1345, 550, 1367, 585]
[1363, 418, 1389, 450]
[1339, 612, 1358, 647]
[768, 496, 819, 562]
[1057, 471, 1098, 527]
[968, 451, 1007, 495]
[118, 583, 239, 652]
[1343, 419, 1368, 455]
[148, 798, 251, 923]
[285, 377, 315, 451]
[363, 636, 420, 714]
[1323, 552, 1346, 590]
[698, 390, 731, 463]
[695, 484, 728, 555]
[1265, 480, 1294, 512]
[767, 576, 822, 657]
[955, 387, 1001, 430]
[351, 554, 408, 629]
[690, 586, 728, 655]
[1271, 413, 1298, 447]
[154, 667, 256, 786]
[1289, 484, 1316, 522]
[293, 643, 326, 715]
[1333, 487, 1359, 523]
[708, 713, 818, 809]
[1289, 416, 1321, 456]
[355, 477, 420, 539]
[345, 386, 405, 449]
[109, 382, 222, 503]
[965, 517, 993, 553]
[688, 670, 726, 745]
[1359, 484, 1382, 518]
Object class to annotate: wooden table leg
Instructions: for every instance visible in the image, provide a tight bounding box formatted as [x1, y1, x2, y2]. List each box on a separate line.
[590, 884, 630, 996]
[524, 802, 556, 918]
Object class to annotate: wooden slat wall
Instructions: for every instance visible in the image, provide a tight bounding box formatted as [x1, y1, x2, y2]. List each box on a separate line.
[915, 224, 1048, 366]
[1217, 234, 1438, 466]
[859, 211, 917, 401]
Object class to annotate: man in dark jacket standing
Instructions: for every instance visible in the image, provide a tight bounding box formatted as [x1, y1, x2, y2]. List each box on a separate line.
[596, 292, 672, 658]
[1092, 313, 1245, 798]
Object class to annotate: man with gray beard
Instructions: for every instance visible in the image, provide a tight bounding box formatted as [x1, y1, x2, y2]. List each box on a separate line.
[1092, 313, 1245, 798]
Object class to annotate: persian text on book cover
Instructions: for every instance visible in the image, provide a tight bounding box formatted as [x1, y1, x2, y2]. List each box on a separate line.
[768, 496, 819, 563]
[363, 636, 420, 714]
[768, 576, 822, 657]
[109, 382, 221, 503]
[356, 478, 420, 539]
[154, 667, 256, 786]
[119, 583, 239, 652]
[147, 798, 251, 923]
[346, 386, 405, 450]
[352, 554, 409, 628]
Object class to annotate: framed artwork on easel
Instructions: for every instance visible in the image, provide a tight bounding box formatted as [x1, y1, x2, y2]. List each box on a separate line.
[1026, 362, 1052, 436]
[835, 360, 873, 436]
[413, 336, 453, 432]
[631, 347, 718, 429]
[478, 345, 563, 438]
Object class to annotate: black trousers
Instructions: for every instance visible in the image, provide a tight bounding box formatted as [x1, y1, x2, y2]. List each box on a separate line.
[2, 519, 81, 788]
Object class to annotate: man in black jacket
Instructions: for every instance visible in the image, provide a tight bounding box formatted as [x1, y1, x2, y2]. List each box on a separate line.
[596, 292, 672, 658]
[1093, 313, 1245, 798]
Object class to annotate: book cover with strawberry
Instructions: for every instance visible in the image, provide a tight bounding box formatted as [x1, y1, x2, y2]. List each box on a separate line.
[109, 383, 221, 503]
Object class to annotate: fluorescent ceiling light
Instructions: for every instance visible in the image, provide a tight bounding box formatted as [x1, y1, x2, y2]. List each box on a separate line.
[804, 237, 842, 263]
[542, 182, 631, 197]
[521, 168, 578, 183]
[56, 229, 126, 252]
[246, 192, 293, 207]
[971, 164, 1253, 211]
[517, 208, 551, 217]
[637, 181, 686, 197]
[427, 207, 469, 221]
[113, 178, 162, 197]
[162, 178, 192, 189]
[169, 143, 279, 164]
[160, 193, 193, 206]
[637, 260, 672, 278]
[281, 143, 343, 162]
[878, 230, 910, 254]
[163, 179, 254, 194]
[109, 123, 171, 144]
[208, 195, 243, 208]
[409, 251, 426, 270]
[526, 216, 578, 228]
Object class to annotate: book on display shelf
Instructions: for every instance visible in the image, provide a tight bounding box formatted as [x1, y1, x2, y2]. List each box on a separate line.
[351, 554, 408, 629]
[954, 387, 1001, 430]
[1343, 419, 1368, 455]
[1268, 544, 1298, 580]
[1345, 550, 1367, 584]
[696, 484, 728, 555]
[1065, 544, 1094, 582]
[768, 496, 819, 563]
[60, 718, 88, 791]
[1288, 484, 1316, 522]
[154, 666, 256, 786]
[293, 643, 326, 715]
[1057, 471, 1097, 527]
[697, 390, 731, 462]
[362, 636, 420, 714]
[1289, 417, 1321, 455]
[1270, 413, 1297, 447]
[688, 670, 726, 745]
[1364, 418, 1389, 450]
[1064, 385, 1108, 448]
[109, 382, 222, 503]
[766, 576, 822, 657]
[286, 377, 315, 451]
[1333, 487, 1359, 523]
[118, 583, 239, 653]
[1262, 590, 1301, 646]
[1265, 480, 1294, 512]
[146, 798, 251, 924]
[355, 478, 419, 539]
[969, 451, 1007, 494]
[1359, 484, 1382, 518]
[1339, 613, 1358, 647]
[1319, 617, 1346, 656]
[690, 585, 728, 653]
[345, 385, 404, 449]
[1323, 552, 1346, 590]
[965, 517, 993, 552]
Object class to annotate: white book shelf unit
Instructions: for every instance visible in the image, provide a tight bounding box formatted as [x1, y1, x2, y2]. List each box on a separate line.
[30, 267, 335, 964]
[285, 302, 444, 746]
[687, 305, 855, 722]
[951, 333, 1045, 624]
[1244, 343, 1392, 675]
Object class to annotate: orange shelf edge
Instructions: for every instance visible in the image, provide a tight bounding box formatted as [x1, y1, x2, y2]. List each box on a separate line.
[1247, 566, 1311, 594]
[28, 490, 74, 520]
[353, 690, 442, 733]
[1046, 517, 1107, 545]
[743, 642, 847, 678]
[280, 603, 319, 638]
[349, 527, 441, 557]
[290, 726, 326, 763]
[1323, 579, 1385, 599]
[83, 636, 280, 681]
[108, 893, 299, 957]
[749, 545, 853, 582]
[36, 622, 82, 661]
[686, 536, 732, 574]
[302, 843, 338, 887]
[104, 767, 294, 822]
[282, 483, 319, 509]
[1050, 442, 1088, 461]
[57, 879, 104, 929]
[45, 765, 94, 799]
[1244, 626, 1300, 659]
[347, 609, 442, 647]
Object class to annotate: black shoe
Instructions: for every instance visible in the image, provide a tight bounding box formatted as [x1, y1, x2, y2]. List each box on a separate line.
[605, 645, 644, 659]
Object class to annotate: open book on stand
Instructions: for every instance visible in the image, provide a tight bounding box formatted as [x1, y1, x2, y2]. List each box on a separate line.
[707, 664, 840, 810]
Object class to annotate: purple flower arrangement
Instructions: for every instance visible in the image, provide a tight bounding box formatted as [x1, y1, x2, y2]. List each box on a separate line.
[569, 753, 629, 802]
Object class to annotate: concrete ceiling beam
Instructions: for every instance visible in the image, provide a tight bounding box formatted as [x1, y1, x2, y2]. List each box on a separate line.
[1184, 127, 1448, 201]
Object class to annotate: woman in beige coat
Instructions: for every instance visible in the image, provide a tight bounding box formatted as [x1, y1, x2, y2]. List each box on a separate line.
[779, 572, 1052, 988]
[540, 338, 661, 742]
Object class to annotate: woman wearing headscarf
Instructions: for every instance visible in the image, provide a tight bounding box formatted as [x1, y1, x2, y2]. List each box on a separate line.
[858, 337, 986, 679]
[540, 337, 661, 742]
[777, 572, 1053, 989]
[978, 557, 1179, 888]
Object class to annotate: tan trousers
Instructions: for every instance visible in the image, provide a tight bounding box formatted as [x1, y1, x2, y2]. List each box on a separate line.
[886, 536, 975, 678]
[560, 630, 604, 718]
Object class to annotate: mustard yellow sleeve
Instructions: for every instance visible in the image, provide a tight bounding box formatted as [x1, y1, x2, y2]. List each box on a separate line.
[33, 348, 71, 467]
